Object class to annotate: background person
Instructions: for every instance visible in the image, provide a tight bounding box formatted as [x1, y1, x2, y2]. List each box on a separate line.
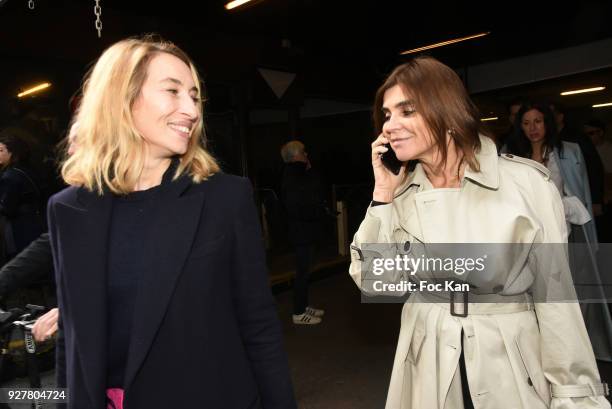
[585, 119, 612, 242]
[0, 122, 80, 342]
[551, 103, 605, 220]
[280, 140, 326, 325]
[505, 102, 598, 246]
[507, 103, 612, 362]
[0, 132, 44, 263]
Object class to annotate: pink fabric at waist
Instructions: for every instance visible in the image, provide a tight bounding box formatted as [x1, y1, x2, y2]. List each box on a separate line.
[106, 388, 124, 409]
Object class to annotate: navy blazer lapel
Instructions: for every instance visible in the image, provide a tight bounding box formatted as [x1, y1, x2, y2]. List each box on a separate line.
[123, 176, 205, 391]
[55, 187, 112, 404]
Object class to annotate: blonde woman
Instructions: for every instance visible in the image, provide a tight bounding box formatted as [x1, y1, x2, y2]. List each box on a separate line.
[350, 57, 609, 409]
[48, 37, 296, 409]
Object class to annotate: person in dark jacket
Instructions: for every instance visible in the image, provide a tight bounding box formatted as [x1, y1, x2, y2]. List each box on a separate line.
[584, 119, 612, 242]
[0, 232, 51, 298]
[0, 121, 81, 343]
[0, 133, 44, 262]
[280, 141, 326, 325]
[49, 37, 296, 409]
[495, 99, 523, 153]
[0, 226, 59, 343]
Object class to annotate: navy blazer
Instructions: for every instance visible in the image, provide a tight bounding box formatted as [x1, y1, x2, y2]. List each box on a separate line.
[48, 172, 296, 409]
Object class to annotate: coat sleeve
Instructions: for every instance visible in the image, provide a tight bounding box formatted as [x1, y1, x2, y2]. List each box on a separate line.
[46, 196, 66, 391]
[530, 175, 610, 409]
[55, 313, 66, 389]
[349, 203, 412, 297]
[0, 233, 53, 298]
[231, 178, 297, 409]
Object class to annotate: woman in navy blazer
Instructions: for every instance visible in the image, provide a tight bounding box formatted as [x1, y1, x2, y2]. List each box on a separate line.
[48, 36, 296, 409]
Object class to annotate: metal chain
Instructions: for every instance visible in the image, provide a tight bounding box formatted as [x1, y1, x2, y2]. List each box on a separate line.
[94, 0, 102, 38]
[28, 0, 34, 10]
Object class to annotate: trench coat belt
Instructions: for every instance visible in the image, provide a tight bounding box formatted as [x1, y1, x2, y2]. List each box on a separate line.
[412, 291, 534, 316]
[551, 383, 610, 398]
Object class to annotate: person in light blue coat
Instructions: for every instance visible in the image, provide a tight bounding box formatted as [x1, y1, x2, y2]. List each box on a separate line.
[505, 103, 597, 244]
[558, 142, 599, 243]
[505, 101, 611, 361]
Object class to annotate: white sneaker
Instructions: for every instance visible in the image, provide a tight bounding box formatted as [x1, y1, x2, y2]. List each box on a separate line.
[305, 306, 325, 317]
[292, 313, 322, 325]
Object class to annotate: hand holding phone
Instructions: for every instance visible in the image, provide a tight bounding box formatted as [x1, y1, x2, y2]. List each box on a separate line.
[371, 134, 405, 202]
[380, 143, 403, 175]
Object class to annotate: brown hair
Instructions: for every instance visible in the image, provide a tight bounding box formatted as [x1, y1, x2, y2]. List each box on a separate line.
[373, 56, 483, 174]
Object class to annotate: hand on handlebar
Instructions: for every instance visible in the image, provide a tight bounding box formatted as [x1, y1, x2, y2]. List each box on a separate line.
[32, 308, 58, 342]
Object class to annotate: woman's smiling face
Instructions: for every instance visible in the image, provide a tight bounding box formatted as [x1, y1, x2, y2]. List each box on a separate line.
[131, 52, 201, 160]
[381, 84, 436, 162]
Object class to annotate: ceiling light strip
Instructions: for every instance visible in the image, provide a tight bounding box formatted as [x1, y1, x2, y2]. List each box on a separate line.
[17, 82, 51, 98]
[560, 87, 605, 96]
[225, 0, 254, 10]
[400, 32, 490, 55]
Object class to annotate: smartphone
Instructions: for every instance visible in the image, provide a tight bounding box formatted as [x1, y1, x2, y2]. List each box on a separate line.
[381, 144, 403, 175]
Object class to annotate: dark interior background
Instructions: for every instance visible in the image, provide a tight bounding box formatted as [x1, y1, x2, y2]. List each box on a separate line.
[1, 0, 611, 187]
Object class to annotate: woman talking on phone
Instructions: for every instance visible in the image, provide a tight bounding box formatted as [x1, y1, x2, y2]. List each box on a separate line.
[48, 36, 296, 409]
[349, 56, 609, 409]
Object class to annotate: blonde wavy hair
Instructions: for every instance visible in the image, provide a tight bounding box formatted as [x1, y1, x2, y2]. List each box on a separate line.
[62, 36, 219, 195]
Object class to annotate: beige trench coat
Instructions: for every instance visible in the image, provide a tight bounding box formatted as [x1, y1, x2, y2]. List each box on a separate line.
[349, 136, 610, 409]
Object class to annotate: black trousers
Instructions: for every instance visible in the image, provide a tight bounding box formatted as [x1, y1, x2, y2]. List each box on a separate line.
[459, 331, 475, 409]
[293, 244, 314, 315]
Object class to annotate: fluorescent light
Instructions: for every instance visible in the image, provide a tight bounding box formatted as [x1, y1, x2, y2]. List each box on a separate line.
[225, 0, 255, 10]
[593, 102, 612, 108]
[560, 86, 605, 96]
[400, 32, 490, 55]
[17, 82, 51, 98]
[480, 117, 498, 122]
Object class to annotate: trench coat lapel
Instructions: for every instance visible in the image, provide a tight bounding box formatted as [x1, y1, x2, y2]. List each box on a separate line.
[55, 187, 112, 405]
[402, 136, 501, 244]
[398, 204, 425, 244]
[396, 165, 428, 243]
[122, 175, 205, 391]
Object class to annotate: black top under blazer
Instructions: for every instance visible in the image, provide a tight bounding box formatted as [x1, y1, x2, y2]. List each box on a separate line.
[47, 171, 296, 409]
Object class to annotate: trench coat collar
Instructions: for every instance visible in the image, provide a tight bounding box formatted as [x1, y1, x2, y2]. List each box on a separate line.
[399, 135, 499, 194]
[64, 165, 204, 400]
[463, 135, 499, 190]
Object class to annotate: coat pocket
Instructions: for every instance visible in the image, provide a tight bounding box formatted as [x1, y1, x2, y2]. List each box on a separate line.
[515, 327, 551, 407]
